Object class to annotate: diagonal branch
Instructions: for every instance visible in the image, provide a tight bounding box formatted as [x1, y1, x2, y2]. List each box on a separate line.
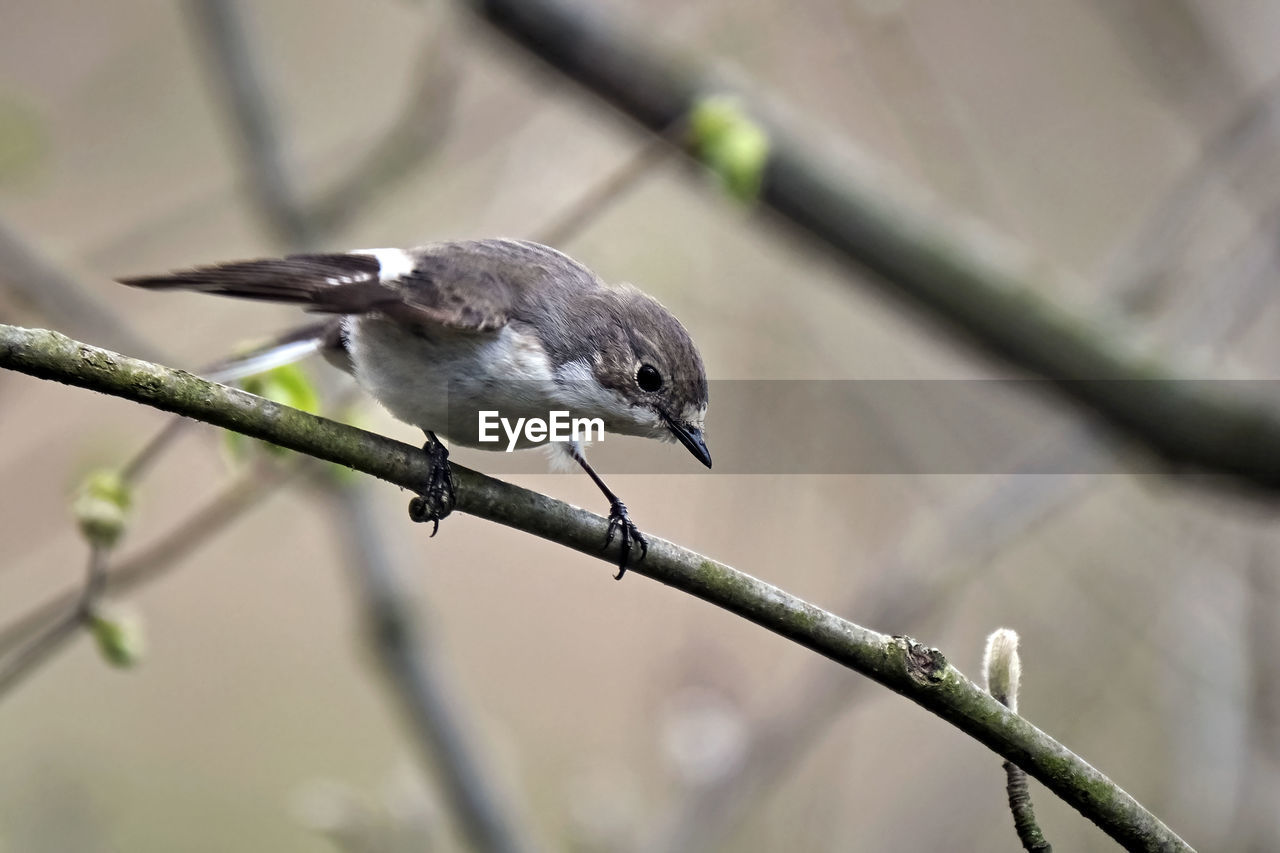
[185, 1, 458, 247]
[463, 0, 1280, 496]
[327, 480, 539, 853]
[184, 0, 317, 248]
[0, 460, 299, 660]
[0, 217, 167, 363]
[0, 323, 1191, 853]
[305, 17, 459, 237]
[0, 545, 110, 695]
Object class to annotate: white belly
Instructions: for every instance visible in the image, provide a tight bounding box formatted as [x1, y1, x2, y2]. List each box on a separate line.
[346, 316, 567, 449]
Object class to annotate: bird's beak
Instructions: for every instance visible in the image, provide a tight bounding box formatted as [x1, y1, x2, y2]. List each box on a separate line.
[666, 420, 712, 468]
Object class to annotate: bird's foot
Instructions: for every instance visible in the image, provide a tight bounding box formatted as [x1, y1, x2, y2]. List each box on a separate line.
[604, 499, 647, 580]
[408, 435, 455, 536]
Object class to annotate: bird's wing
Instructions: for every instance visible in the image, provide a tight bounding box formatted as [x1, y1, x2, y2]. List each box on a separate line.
[117, 246, 513, 334]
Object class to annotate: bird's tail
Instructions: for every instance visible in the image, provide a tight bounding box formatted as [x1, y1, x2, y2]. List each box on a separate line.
[116, 254, 382, 305]
[202, 319, 347, 383]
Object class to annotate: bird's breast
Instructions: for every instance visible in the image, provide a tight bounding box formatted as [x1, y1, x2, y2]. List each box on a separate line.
[346, 316, 606, 449]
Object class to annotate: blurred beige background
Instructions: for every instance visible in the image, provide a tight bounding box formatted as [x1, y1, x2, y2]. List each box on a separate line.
[3, 0, 1280, 850]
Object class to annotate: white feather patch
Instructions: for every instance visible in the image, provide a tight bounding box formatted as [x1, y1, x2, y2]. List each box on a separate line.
[324, 273, 369, 285]
[554, 360, 645, 424]
[544, 441, 582, 472]
[357, 247, 417, 282]
[206, 336, 322, 383]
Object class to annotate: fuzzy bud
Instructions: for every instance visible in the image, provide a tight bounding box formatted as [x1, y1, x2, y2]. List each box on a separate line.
[982, 627, 1021, 712]
[73, 470, 132, 547]
[90, 608, 145, 668]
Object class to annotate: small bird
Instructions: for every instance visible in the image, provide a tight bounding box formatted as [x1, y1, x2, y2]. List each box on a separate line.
[118, 239, 711, 578]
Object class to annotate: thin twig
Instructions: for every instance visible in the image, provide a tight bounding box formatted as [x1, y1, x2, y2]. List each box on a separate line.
[533, 129, 678, 247]
[0, 460, 296, 660]
[0, 546, 109, 697]
[307, 9, 459, 235]
[1227, 539, 1280, 852]
[984, 629, 1052, 852]
[188, 1, 461, 244]
[327, 480, 539, 853]
[185, 0, 317, 248]
[1085, 0, 1244, 132]
[1104, 72, 1280, 315]
[463, 0, 1280, 494]
[1003, 761, 1053, 853]
[118, 418, 191, 483]
[0, 217, 166, 362]
[0, 326, 1193, 852]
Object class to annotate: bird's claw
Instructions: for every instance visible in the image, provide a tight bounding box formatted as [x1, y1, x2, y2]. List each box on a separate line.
[408, 435, 455, 536]
[604, 499, 647, 580]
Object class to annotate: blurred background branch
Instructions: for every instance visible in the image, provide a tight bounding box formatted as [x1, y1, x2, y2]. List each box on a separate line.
[186, 0, 459, 249]
[185, 0, 318, 249]
[641, 57, 1280, 849]
[305, 9, 459, 237]
[0, 218, 166, 361]
[0, 545, 110, 697]
[327, 480, 539, 853]
[463, 0, 1280, 495]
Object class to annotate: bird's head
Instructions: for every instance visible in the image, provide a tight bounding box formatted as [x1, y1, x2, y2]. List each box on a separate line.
[584, 287, 711, 467]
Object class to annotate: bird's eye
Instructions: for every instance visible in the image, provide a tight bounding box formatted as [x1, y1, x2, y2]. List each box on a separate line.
[636, 364, 663, 392]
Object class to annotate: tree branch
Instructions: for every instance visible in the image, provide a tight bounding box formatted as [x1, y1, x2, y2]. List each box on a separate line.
[305, 11, 458, 236]
[185, 0, 317, 248]
[0, 217, 167, 363]
[0, 460, 298, 660]
[463, 0, 1280, 495]
[327, 480, 539, 853]
[0, 545, 110, 696]
[0, 323, 1190, 852]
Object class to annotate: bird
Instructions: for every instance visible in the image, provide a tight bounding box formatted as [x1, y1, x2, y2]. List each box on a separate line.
[118, 238, 711, 578]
